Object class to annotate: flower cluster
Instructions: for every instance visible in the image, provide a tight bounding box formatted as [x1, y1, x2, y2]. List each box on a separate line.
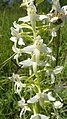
[9, 0, 66, 118]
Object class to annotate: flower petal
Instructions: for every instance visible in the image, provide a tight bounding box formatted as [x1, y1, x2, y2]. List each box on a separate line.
[30, 114, 49, 119]
[18, 16, 30, 22]
[47, 92, 56, 101]
[19, 58, 33, 67]
[18, 38, 25, 46]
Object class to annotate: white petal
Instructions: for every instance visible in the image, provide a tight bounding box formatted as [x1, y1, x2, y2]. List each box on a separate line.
[11, 27, 19, 36]
[61, 5, 67, 15]
[51, 30, 57, 37]
[14, 54, 19, 60]
[27, 94, 39, 103]
[20, 108, 26, 118]
[18, 98, 25, 107]
[18, 16, 30, 22]
[19, 58, 33, 67]
[18, 38, 25, 46]
[36, 15, 48, 21]
[51, 56, 56, 61]
[51, 73, 55, 84]
[22, 45, 36, 54]
[50, 17, 58, 22]
[13, 21, 22, 29]
[46, 47, 52, 53]
[39, 61, 50, 67]
[10, 37, 17, 42]
[48, 92, 56, 101]
[30, 114, 49, 119]
[14, 81, 23, 94]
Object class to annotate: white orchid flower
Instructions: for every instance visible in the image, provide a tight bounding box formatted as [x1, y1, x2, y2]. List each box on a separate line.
[19, 2, 48, 31]
[27, 92, 48, 107]
[18, 97, 31, 118]
[61, 5, 67, 15]
[12, 45, 22, 64]
[53, 66, 63, 74]
[10, 22, 25, 46]
[22, 36, 52, 55]
[14, 81, 23, 95]
[30, 114, 49, 119]
[10, 73, 26, 95]
[54, 101, 63, 109]
[47, 0, 67, 34]
[19, 58, 50, 75]
[11, 73, 22, 81]
[19, 2, 37, 31]
[19, 36, 51, 75]
[47, 92, 56, 101]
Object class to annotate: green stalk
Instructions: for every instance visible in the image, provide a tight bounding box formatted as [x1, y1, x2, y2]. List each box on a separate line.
[23, 114, 26, 119]
[56, 28, 61, 66]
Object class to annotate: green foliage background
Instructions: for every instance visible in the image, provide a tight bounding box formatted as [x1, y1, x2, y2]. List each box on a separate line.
[0, 0, 67, 119]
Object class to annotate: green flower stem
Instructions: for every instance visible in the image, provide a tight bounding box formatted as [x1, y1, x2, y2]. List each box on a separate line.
[36, 76, 41, 93]
[33, 104, 37, 115]
[33, 29, 36, 38]
[56, 28, 61, 66]
[33, 103, 39, 115]
[23, 114, 26, 119]
[29, 66, 32, 75]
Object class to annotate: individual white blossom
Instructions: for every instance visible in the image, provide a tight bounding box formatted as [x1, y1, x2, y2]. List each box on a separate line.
[53, 66, 63, 74]
[14, 81, 23, 94]
[22, 36, 52, 54]
[10, 73, 26, 95]
[19, 58, 50, 75]
[54, 101, 63, 109]
[11, 73, 22, 81]
[30, 114, 49, 119]
[19, 2, 49, 31]
[27, 92, 47, 104]
[12, 45, 22, 64]
[18, 97, 31, 118]
[61, 5, 67, 15]
[10, 22, 25, 46]
[19, 36, 51, 75]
